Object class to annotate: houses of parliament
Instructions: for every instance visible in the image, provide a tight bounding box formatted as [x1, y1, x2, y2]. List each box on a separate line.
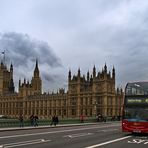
[0, 60, 123, 119]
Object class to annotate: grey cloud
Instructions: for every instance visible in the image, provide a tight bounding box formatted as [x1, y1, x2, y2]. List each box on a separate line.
[43, 72, 58, 83]
[0, 32, 63, 92]
[0, 32, 62, 67]
[42, 71, 67, 92]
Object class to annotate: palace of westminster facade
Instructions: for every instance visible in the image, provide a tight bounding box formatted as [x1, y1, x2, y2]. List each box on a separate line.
[0, 60, 123, 119]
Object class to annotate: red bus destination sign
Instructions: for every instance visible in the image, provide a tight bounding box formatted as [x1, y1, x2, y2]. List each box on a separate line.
[127, 98, 148, 104]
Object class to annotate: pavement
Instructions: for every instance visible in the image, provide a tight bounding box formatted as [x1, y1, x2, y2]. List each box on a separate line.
[0, 122, 100, 132]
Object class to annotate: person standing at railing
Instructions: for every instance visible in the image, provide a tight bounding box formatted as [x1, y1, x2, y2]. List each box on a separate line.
[55, 116, 59, 125]
[19, 114, 24, 127]
[50, 115, 59, 126]
[80, 115, 84, 123]
[50, 115, 56, 126]
[30, 114, 34, 126]
[34, 115, 39, 126]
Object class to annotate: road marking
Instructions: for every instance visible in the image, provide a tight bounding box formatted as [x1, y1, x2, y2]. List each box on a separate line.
[85, 136, 132, 148]
[0, 124, 120, 139]
[128, 139, 148, 144]
[0, 139, 51, 148]
[101, 129, 118, 132]
[63, 133, 93, 138]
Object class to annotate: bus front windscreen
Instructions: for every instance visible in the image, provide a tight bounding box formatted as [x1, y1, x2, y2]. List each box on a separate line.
[123, 108, 148, 122]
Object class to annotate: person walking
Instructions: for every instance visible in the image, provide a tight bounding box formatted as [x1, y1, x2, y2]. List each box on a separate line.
[55, 116, 59, 126]
[30, 114, 34, 126]
[80, 115, 84, 123]
[19, 114, 24, 127]
[34, 115, 39, 126]
[50, 115, 56, 126]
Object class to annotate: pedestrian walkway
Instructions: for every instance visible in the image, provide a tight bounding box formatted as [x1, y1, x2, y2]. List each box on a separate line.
[0, 121, 121, 132]
[0, 122, 100, 132]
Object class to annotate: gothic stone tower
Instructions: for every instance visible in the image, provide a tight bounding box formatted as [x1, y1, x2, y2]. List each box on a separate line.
[0, 62, 15, 94]
[67, 64, 116, 118]
[31, 60, 42, 95]
[19, 60, 42, 97]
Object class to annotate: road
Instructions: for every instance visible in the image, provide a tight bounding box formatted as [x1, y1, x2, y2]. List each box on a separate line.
[0, 122, 147, 148]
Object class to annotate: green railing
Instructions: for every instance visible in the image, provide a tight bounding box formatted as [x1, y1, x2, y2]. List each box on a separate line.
[0, 116, 119, 128]
[0, 117, 96, 128]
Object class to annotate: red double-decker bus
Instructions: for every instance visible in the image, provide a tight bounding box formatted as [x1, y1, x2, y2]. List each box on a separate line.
[122, 82, 148, 133]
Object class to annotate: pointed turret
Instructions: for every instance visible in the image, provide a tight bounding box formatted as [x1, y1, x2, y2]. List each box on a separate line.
[112, 66, 115, 78]
[68, 69, 71, 80]
[10, 62, 13, 71]
[24, 78, 26, 84]
[34, 59, 39, 78]
[78, 67, 81, 77]
[8, 62, 14, 93]
[87, 70, 90, 81]
[93, 65, 96, 78]
[10, 62, 13, 79]
[104, 63, 107, 73]
[19, 79, 21, 87]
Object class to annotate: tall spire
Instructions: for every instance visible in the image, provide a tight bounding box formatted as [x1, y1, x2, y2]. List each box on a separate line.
[93, 65, 96, 78]
[104, 63, 107, 73]
[35, 59, 39, 71]
[78, 67, 81, 77]
[10, 62, 13, 71]
[31, 59, 42, 94]
[68, 69, 71, 80]
[10, 62, 13, 80]
[24, 78, 26, 84]
[112, 66, 115, 78]
[87, 70, 90, 81]
[19, 79, 21, 87]
[34, 59, 39, 77]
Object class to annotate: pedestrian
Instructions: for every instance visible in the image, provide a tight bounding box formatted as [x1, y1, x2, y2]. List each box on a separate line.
[103, 116, 107, 122]
[80, 115, 84, 123]
[34, 115, 38, 126]
[97, 114, 102, 122]
[55, 116, 59, 125]
[30, 114, 34, 126]
[50, 115, 56, 126]
[19, 114, 24, 127]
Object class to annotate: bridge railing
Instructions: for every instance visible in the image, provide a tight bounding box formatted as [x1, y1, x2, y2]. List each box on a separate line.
[0, 116, 120, 128]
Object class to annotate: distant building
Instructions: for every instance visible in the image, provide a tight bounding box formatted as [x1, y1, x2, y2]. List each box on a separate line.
[0, 62, 14, 94]
[0, 60, 123, 119]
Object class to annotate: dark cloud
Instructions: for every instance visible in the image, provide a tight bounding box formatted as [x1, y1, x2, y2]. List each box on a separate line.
[0, 32, 62, 67]
[0, 32, 63, 92]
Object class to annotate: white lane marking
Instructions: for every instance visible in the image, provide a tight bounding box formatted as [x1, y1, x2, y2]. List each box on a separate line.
[101, 129, 119, 132]
[0, 124, 120, 139]
[128, 139, 148, 144]
[85, 136, 132, 148]
[63, 133, 93, 138]
[0, 139, 51, 148]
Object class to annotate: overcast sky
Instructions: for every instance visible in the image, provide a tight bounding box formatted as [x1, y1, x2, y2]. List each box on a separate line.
[0, 0, 148, 92]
